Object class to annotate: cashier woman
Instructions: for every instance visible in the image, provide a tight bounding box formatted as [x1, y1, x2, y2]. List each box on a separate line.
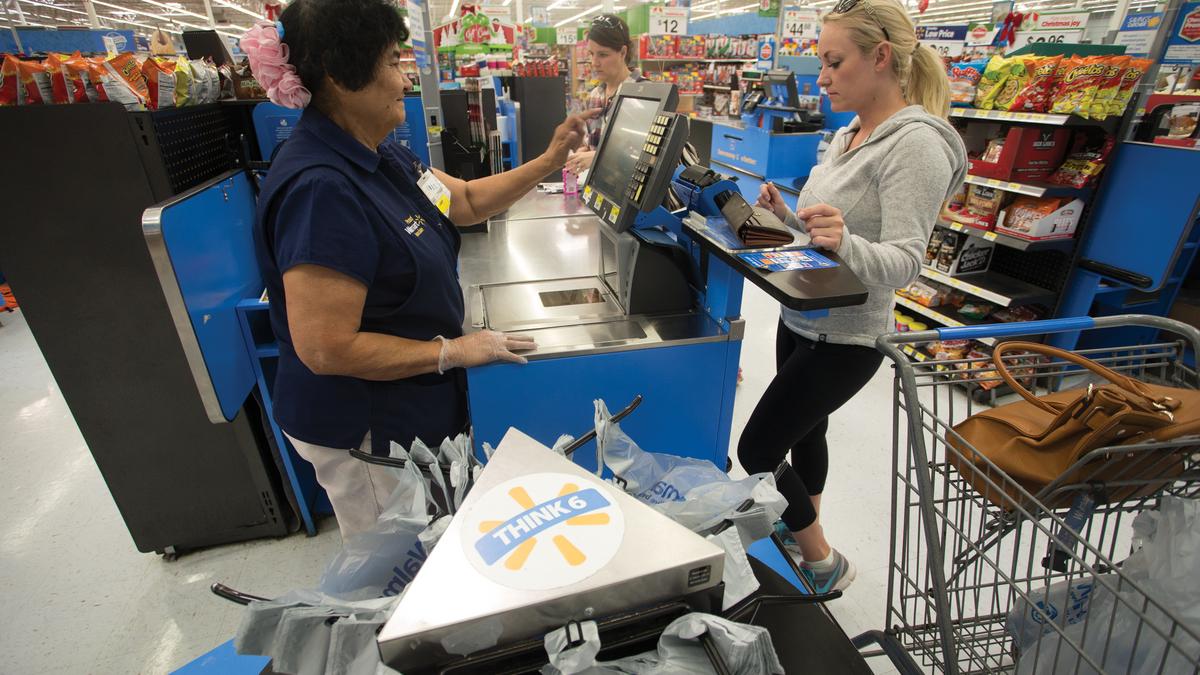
[740, 0, 967, 593]
[243, 0, 596, 539]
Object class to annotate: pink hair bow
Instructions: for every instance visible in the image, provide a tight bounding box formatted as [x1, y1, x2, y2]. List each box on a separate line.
[240, 20, 312, 109]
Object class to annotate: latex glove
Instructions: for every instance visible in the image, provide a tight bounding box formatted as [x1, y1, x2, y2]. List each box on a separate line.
[565, 149, 595, 176]
[756, 182, 791, 223]
[435, 331, 536, 373]
[796, 203, 845, 251]
[543, 109, 602, 167]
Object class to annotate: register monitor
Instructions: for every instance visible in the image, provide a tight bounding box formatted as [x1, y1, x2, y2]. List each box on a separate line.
[582, 81, 690, 233]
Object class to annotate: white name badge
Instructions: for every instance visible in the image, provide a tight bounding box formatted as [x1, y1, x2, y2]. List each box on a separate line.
[417, 170, 452, 217]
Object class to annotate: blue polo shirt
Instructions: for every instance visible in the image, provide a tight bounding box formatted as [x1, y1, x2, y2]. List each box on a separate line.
[254, 107, 468, 455]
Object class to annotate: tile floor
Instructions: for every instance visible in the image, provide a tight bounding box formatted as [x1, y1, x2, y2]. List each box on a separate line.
[0, 279, 909, 674]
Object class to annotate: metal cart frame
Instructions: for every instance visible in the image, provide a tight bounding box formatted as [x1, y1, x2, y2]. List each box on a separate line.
[877, 315, 1200, 675]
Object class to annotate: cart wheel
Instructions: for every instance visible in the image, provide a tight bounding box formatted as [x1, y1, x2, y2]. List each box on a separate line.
[161, 545, 178, 562]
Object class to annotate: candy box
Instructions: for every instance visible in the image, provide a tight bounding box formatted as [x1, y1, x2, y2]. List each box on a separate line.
[965, 125, 1071, 181]
[996, 197, 1083, 240]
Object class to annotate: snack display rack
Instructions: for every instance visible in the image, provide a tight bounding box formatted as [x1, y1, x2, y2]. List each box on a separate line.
[896, 51, 1134, 400]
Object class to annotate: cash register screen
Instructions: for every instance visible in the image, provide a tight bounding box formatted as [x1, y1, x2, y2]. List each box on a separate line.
[588, 96, 659, 201]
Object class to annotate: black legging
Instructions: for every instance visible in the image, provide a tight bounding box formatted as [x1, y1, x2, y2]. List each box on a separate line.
[737, 319, 884, 532]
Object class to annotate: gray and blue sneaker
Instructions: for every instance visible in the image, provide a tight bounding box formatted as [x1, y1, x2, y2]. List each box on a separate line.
[799, 549, 857, 594]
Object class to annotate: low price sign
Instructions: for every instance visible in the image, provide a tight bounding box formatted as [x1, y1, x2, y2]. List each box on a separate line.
[1164, 1, 1200, 65]
[916, 25, 968, 59]
[1115, 12, 1164, 57]
[782, 9, 820, 40]
[650, 6, 688, 36]
[1012, 10, 1089, 48]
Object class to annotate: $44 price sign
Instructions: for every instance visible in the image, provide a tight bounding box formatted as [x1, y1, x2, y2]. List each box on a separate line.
[782, 9, 820, 40]
[649, 6, 688, 36]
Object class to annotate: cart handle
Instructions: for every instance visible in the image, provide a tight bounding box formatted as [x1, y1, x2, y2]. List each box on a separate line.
[932, 316, 1095, 341]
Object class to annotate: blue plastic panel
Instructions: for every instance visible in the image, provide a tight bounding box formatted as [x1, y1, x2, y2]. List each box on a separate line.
[253, 99, 431, 165]
[155, 172, 261, 422]
[1080, 143, 1200, 292]
[467, 341, 739, 473]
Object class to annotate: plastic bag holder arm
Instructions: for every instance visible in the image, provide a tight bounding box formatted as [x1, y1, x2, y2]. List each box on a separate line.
[562, 395, 645, 458]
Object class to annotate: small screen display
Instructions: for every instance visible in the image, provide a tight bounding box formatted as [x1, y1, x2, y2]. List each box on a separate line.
[589, 96, 658, 202]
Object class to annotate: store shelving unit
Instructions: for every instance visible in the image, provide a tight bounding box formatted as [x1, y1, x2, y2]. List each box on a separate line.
[934, 220, 1077, 253]
[949, 108, 1114, 127]
[919, 266, 1058, 308]
[895, 296, 997, 346]
[962, 173, 1091, 199]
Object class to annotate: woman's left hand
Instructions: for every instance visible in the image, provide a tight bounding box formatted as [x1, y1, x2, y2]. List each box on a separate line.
[565, 150, 595, 175]
[795, 203, 845, 252]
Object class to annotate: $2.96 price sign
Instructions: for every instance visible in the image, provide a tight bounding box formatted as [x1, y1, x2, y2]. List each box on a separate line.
[649, 6, 688, 36]
[782, 9, 820, 40]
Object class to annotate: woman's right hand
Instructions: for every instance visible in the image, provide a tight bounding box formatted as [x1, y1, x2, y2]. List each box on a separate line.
[756, 182, 791, 223]
[565, 150, 595, 175]
[439, 330, 537, 371]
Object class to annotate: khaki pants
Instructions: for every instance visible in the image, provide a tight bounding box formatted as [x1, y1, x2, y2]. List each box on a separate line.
[285, 432, 399, 541]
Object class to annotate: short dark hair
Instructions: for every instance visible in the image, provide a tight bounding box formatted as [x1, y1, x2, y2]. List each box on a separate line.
[586, 14, 632, 66]
[280, 0, 410, 99]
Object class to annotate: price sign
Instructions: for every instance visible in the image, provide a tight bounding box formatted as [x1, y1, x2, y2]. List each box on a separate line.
[1013, 10, 1088, 48]
[650, 6, 688, 36]
[782, 9, 820, 40]
[557, 27, 578, 45]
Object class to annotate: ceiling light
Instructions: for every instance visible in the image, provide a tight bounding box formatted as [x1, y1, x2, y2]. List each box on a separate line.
[215, 0, 263, 19]
[90, 0, 245, 36]
[554, 2, 600, 27]
[16, 0, 89, 17]
[142, 0, 210, 20]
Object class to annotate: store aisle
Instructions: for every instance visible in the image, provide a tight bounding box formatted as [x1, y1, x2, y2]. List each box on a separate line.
[0, 280, 904, 674]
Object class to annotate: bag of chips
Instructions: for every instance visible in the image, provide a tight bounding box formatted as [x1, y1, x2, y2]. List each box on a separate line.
[44, 53, 80, 104]
[173, 55, 193, 107]
[102, 53, 150, 110]
[17, 59, 54, 105]
[62, 55, 100, 102]
[1047, 133, 1116, 188]
[993, 56, 1035, 112]
[1050, 56, 1108, 118]
[1109, 58, 1153, 118]
[84, 57, 111, 102]
[0, 54, 18, 106]
[975, 55, 1012, 110]
[141, 57, 177, 110]
[959, 302, 996, 320]
[1088, 55, 1131, 120]
[1009, 55, 1062, 113]
[949, 60, 988, 106]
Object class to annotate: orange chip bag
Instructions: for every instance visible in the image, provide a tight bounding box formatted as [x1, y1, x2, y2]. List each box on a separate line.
[0, 54, 18, 106]
[63, 55, 100, 102]
[1050, 56, 1108, 118]
[16, 59, 53, 105]
[1009, 55, 1062, 113]
[141, 57, 177, 110]
[1088, 55, 1131, 120]
[45, 52, 89, 104]
[101, 53, 149, 110]
[86, 57, 110, 102]
[1109, 58, 1152, 118]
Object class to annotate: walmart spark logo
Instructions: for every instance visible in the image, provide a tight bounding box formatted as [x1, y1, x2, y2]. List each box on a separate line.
[463, 473, 626, 591]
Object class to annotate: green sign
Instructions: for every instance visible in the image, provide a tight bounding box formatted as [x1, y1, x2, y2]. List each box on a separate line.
[758, 0, 780, 18]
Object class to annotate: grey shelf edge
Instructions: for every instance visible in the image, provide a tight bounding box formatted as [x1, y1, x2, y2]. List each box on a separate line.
[934, 221, 1078, 253]
[894, 295, 998, 346]
[949, 108, 1120, 127]
[920, 266, 1057, 308]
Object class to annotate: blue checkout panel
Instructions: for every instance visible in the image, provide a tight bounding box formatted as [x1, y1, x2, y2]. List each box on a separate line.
[252, 98, 430, 165]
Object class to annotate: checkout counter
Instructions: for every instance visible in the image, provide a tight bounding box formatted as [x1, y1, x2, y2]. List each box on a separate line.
[710, 69, 826, 201]
[462, 81, 866, 472]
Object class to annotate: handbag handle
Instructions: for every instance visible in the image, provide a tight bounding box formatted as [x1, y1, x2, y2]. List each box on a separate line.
[991, 341, 1161, 414]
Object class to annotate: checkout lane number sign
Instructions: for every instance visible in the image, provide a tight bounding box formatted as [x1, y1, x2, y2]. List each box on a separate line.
[463, 473, 626, 590]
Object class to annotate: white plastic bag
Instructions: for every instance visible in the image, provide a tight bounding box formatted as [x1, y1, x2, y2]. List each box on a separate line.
[317, 446, 435, 600]
[1015, 496, 1200, 674]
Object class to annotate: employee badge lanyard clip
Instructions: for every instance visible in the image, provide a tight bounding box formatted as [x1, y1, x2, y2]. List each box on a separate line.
[414, 160, 452, 218]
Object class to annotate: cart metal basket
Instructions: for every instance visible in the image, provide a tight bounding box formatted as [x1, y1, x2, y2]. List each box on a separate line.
[876, 315, 1200, 675]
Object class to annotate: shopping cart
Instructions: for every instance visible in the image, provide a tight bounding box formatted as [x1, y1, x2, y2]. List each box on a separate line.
[876, 315, 1200, 675]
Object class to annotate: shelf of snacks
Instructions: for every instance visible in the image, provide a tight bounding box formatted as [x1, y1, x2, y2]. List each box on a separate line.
[948, 53, 1151, 125]
[920, 266, 1056, 308]
[640, 58, 757, 63]
[934, 220, 1075, 253]
[894, 296, 998, 346]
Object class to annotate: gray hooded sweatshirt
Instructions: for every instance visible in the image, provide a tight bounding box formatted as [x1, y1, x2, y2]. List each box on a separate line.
[781, 104, 968, 348]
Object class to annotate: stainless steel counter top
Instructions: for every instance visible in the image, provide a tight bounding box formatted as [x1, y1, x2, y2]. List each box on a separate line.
[489, 187, 593, 223]
[460, 193, 735, 359]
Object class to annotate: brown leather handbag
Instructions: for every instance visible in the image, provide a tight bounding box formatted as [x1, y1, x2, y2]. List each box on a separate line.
[948, 341, 1200, 510]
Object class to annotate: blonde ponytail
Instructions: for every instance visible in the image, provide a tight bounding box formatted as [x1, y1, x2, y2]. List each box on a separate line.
[907, 42, 951, 118]
[823, 0, 952, 118]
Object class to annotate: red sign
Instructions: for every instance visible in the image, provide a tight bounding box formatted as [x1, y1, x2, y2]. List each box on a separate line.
[1181, 6, 1200, 41]
[759, 41, 773, 60]
[971, 25, 990, 40]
